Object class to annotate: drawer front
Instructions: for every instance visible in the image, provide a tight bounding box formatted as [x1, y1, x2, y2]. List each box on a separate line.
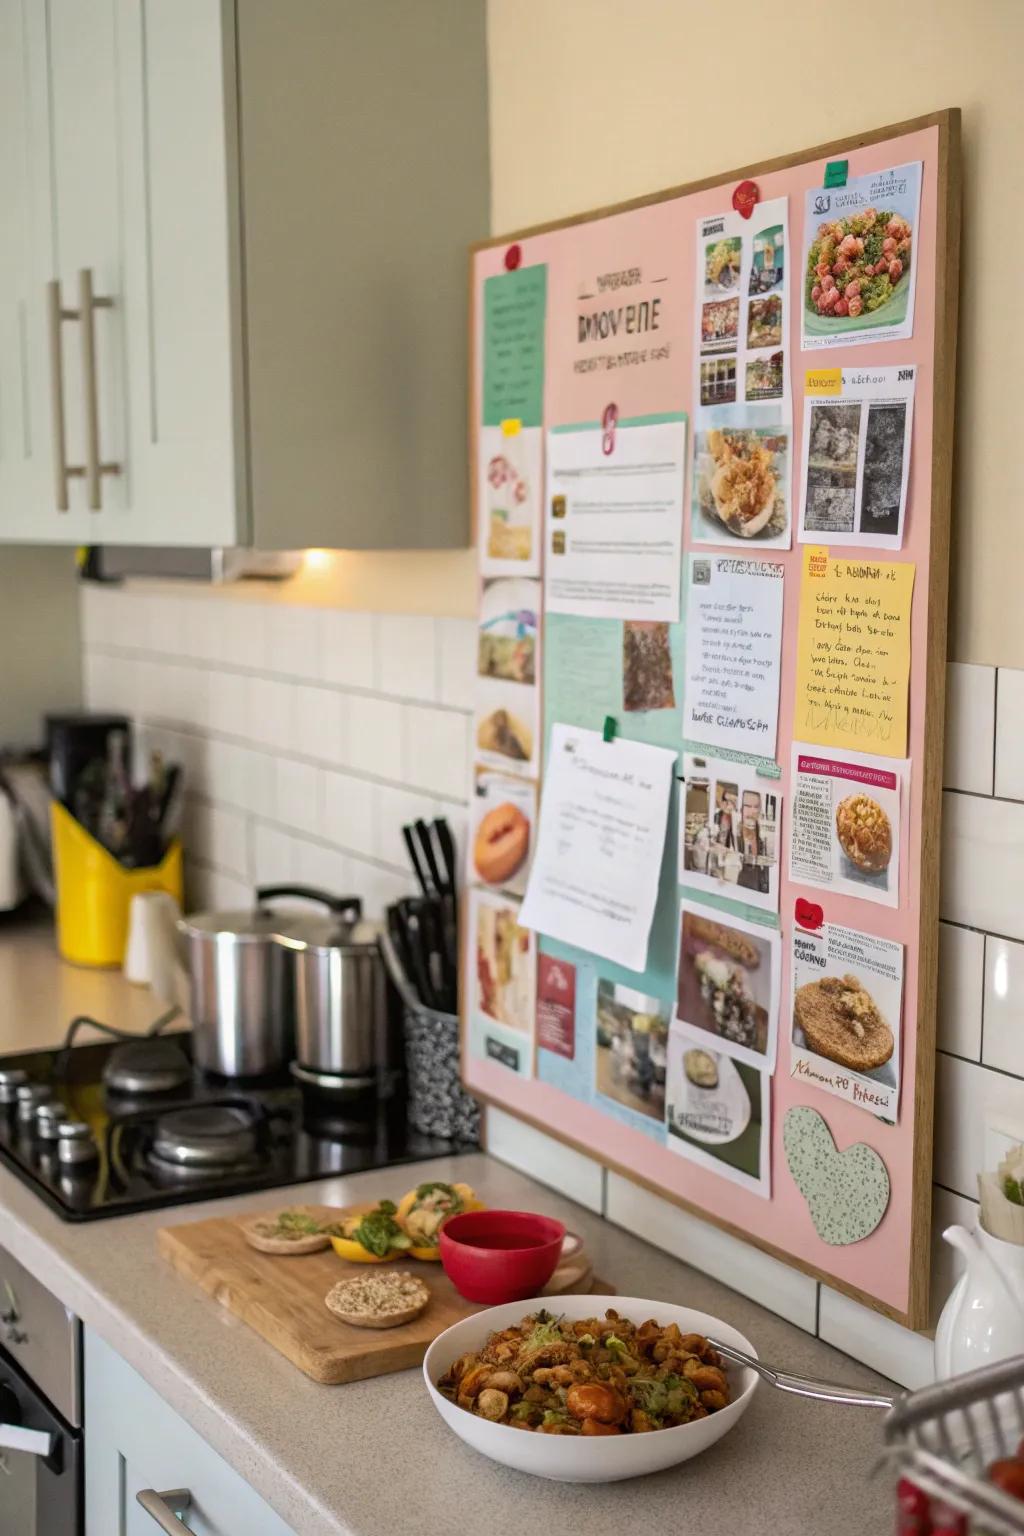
[85, 1330, 294, 1536]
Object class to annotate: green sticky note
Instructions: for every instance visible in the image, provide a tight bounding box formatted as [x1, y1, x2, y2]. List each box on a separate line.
[603, 715, 617, 743]
[482, 265, 547, 428]
[823, 159, 848, 189]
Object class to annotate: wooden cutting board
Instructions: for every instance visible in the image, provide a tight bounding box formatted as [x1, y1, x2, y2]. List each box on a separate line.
[157, 1202, 610, 1384]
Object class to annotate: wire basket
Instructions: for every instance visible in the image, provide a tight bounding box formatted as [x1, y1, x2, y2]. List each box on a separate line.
[884, 1356, 1024, 1533]
[380, 928, 481, 1145]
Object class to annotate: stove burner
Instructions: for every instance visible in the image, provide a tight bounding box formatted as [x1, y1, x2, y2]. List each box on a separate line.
[103, 1040, 192, 1097]
[150, 1104, 258, 1169]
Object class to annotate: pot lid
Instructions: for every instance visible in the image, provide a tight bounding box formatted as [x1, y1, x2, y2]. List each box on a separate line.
[178, 908, 286, 941]
[273, 914, 383, 954]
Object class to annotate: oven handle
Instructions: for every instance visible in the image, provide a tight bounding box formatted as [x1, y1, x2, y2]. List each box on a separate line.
[0, 1422, 55, 1457]
[137, 1488, 195, 1533]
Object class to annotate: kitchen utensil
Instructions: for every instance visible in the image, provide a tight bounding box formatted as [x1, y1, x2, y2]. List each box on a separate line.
[934, 1222, 1024, 1380]
[45, 711, 129, 807]
[177, 901, 295, 1078]
[402, 825, 433, 898]
[439, 1209, 566, 1303]
[263, 886, 390, 1092]
[157, 1202, 605, 1384]
[884, 1355, 1024, 1535]
[413, 817, 444, 894]
[380, 927, 481, 1143]
[707, 1337, 895, 1408]
[423, 1295, 759, 1482]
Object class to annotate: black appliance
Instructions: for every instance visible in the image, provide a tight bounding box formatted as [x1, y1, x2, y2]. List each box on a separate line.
[0, 1031, 462, 1222]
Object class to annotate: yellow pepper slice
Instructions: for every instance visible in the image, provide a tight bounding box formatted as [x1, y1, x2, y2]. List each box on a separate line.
[395, 1182, 486, 1260]
[329, 1235, 403, 1265]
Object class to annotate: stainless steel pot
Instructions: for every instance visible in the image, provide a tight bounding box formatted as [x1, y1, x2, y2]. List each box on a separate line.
[268, 888, 388, 1089]
[177, 901, 294, 1077]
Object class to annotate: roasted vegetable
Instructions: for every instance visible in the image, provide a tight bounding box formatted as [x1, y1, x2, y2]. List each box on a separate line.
[329, 1200, 412, 1263]
[394, 1181, 484, 1260]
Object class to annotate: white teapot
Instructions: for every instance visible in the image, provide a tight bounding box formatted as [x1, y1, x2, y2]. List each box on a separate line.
[934, 1222, 1024, 1379]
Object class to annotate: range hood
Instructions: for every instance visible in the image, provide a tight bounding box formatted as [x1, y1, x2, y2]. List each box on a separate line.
[80, 547, 302, 584]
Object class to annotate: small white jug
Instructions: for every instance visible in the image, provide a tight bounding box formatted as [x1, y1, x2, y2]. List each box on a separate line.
[934, 1222, 1024, 1379]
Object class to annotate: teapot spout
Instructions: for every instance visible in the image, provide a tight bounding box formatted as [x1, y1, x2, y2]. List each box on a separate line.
[943, 1224, 980, 1265]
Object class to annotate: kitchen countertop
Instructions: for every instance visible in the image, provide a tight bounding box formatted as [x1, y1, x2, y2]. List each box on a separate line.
[0, 923, 898, 1535]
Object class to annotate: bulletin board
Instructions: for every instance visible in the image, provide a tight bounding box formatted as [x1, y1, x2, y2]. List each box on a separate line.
[463, 111, 960, 1329]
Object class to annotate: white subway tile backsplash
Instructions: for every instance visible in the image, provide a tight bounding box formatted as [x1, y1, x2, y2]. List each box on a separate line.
[376, 614, 437, 701]
[604, 1171, 818, 1332]
[817, 1287, 932, 1390]
[935, 1050, 1024, 1200]
[267, 603, 319, 679]
[292, 684, 345, 766]
[944, 663, 996, 795]
[346, 695, 403, 778]
[982, 936, 1024, 1077]
[208, 669, 249, 740]
[187, 861, 251, 913]
[319, 609, 375, 689]
[295, 837, 350, 895]
[246, 677, 293, 752]
[403, 705, 469, 799]
[373, 784, 440, 871]
[274, 757, 321, 838]
[320, 769, 376, 860]
[346, 858, 414, 920]
[940, 790, 1024, 942]
[437, 617, 476, 710]
[486, 1106, 604, 1214]
[996, 669, 1024, 801]
[221, 601, 270, 671]
[251, 821, 300, 885]
[937, 922, 985, 1060]
[188, 800, 248, 879]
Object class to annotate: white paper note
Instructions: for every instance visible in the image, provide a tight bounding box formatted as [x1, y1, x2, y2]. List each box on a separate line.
[545, 415, 686, 622]
[683, 553, 785, 757]
[519, 724, 677, 973]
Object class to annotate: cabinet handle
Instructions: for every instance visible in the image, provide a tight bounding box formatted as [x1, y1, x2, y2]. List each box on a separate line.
[136, 1487, 195, 1533]
[45, 280, 85, 511]
[0, 1422, 54, 1457]
[78, 268, 121, 510]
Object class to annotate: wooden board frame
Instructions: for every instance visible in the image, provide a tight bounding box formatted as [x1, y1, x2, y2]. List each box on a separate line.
[463, 110, 961, 1331]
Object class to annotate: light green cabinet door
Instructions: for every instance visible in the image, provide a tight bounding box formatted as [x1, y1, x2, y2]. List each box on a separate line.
[85, 1329, 295, 1536]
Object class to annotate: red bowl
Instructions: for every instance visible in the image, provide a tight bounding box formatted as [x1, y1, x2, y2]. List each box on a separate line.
[439, 1209, 567, 1304]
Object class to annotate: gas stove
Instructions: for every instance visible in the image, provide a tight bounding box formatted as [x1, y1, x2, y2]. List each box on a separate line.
[0, 1033, 462, 1221]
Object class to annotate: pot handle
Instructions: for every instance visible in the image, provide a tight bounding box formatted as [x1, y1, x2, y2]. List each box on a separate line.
[256, 886, 363, 921]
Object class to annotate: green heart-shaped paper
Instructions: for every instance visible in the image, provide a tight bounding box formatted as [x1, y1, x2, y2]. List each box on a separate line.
[783, 1105, 889, 1246]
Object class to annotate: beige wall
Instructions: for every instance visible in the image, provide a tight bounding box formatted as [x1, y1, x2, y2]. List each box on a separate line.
[486, 0, 1022, 668]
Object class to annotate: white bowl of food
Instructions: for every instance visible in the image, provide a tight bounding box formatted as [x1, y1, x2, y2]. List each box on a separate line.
[423, 1294, 759, 1482]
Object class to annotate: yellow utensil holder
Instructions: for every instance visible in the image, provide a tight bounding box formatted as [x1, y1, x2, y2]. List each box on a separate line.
[51, 801, 184, 968]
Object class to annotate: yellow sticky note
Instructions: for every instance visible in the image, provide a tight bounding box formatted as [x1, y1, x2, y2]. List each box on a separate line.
[794, 547, 915, 758]
[804, 368, 843, 397]
[500, 418, 522, 437]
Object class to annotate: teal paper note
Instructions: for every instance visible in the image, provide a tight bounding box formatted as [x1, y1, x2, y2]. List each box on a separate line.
[482, 265, 547, 428]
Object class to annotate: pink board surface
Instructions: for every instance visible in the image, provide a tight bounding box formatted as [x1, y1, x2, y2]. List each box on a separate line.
[467, 121, 951, 1324]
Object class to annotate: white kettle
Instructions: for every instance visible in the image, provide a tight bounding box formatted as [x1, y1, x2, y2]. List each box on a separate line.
[934, 1222, 1024, 1379]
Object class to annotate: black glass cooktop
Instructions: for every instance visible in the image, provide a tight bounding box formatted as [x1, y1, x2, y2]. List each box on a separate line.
[0, 1033, 462, 1221]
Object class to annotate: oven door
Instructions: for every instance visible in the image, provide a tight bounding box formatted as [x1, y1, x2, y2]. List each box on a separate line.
[0, 1349, 81, 1536]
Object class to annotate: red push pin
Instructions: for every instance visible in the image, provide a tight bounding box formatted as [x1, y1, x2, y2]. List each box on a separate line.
[504, 243, 522, 271]
[601, 402, 618, 457]
[732, 179, 759, 220]
[795, 897, 824, 931]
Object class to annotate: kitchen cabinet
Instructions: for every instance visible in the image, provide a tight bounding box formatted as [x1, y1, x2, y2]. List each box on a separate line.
[85, 1328, 294, 1536]
[0, 0, 487, 550]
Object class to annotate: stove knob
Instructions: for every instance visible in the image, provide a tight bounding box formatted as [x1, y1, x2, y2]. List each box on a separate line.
[0, 1069, 28, 1106]
[15, 1083, 53, 1124]
[56, 1120, 98, 1167]
[34, 1102, 64, 1141]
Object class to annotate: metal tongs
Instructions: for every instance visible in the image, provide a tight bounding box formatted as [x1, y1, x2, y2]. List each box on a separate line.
[708, 1337, 896, 1410]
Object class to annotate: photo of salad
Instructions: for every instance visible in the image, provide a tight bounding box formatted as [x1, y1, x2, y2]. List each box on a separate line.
[747, 294, 783, 349]
[806, 208, 912, 324]
[705, 236, 742, 293]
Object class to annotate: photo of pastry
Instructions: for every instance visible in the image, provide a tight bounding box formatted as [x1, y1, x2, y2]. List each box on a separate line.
[665, 1024, 770, 1197]
[793, 974, 895, 1074]
[701, 297, 740, 354]
[704, 236, 742, 294]
[675, 901, 780, 1068]
[788, 916, 903, 1121]
[595, 979, 670, 1124]
[747, 293, 783, 349]
[473, 892, 536, 1035]
[622, 620, 676, 712]
[693, 425, 790, 544]
[470, 770, 535, 896]
[835, 793, 893, 875]
[476, 705, 533, 765]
